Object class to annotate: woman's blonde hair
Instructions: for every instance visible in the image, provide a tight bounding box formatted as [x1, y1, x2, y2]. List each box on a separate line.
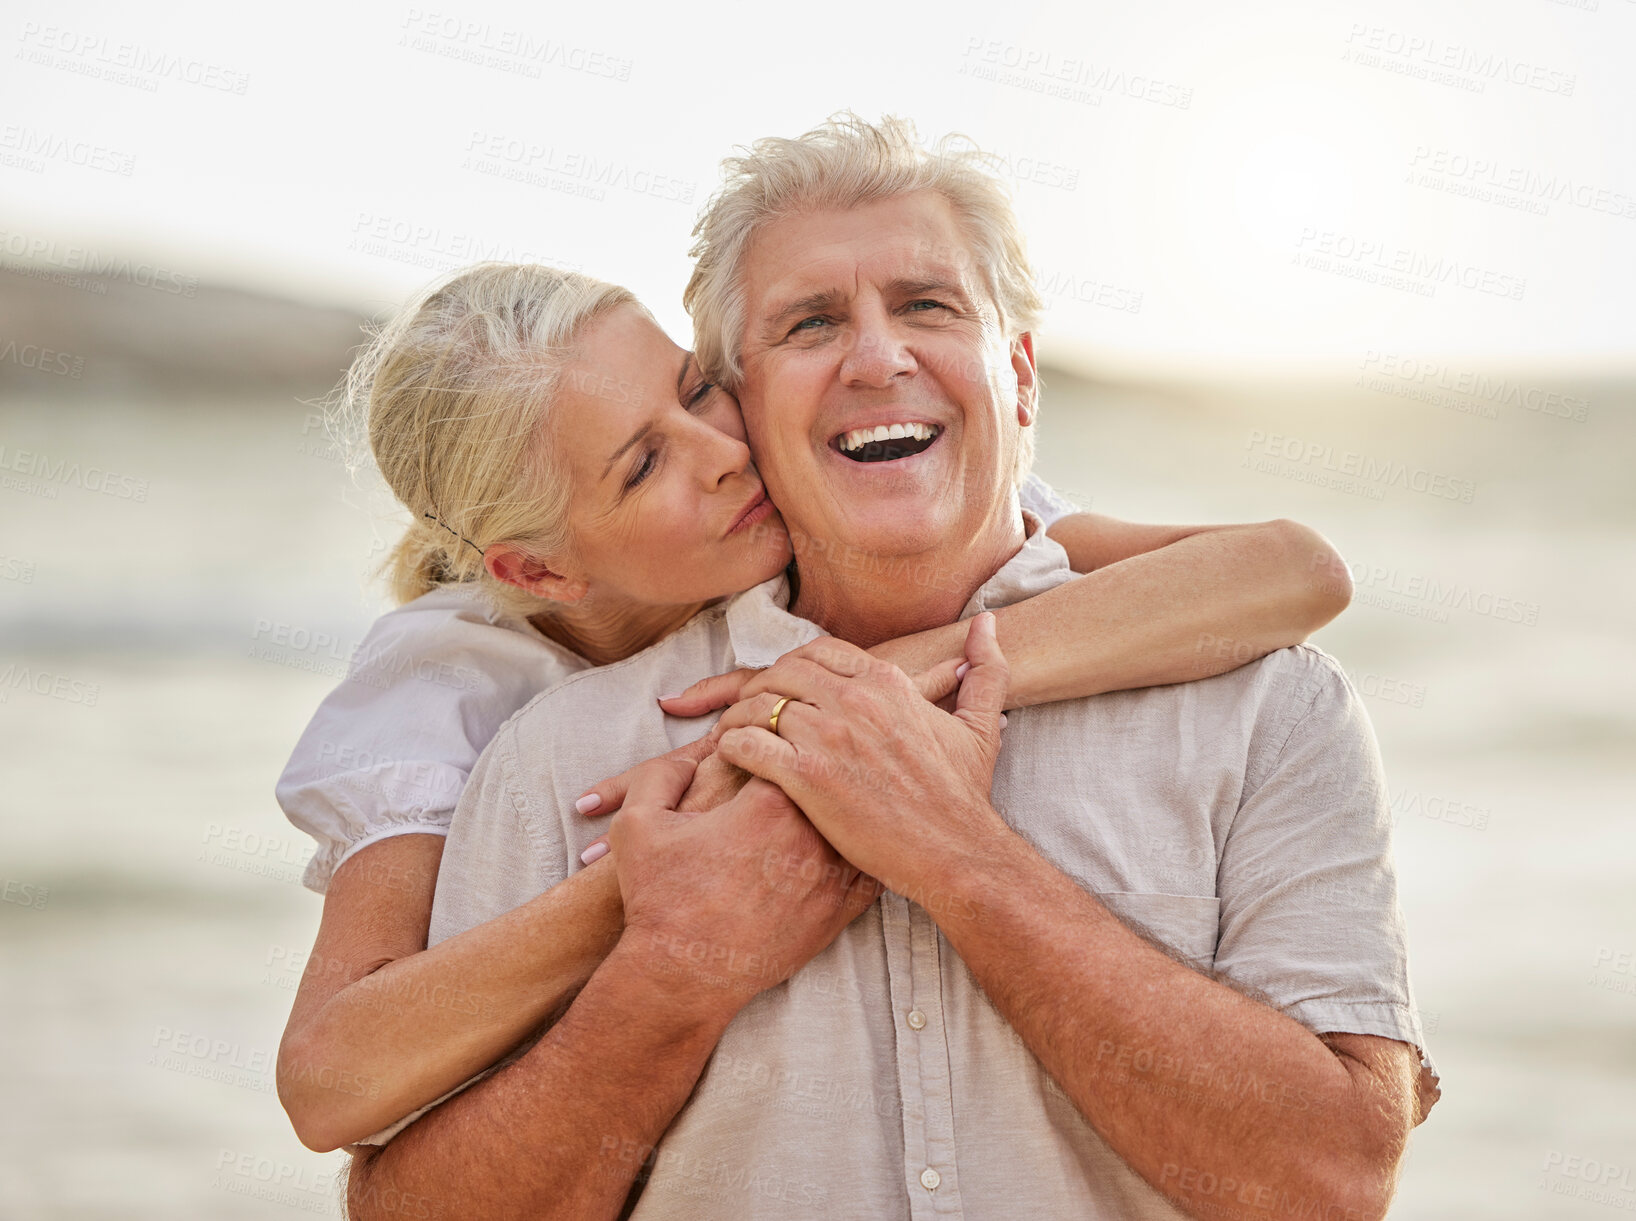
[336, 262, 638, 617]
[683, 113, 1044, 483]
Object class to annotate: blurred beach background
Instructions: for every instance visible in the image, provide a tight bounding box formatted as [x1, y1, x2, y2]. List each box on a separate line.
[2, 2, 1633, 1217]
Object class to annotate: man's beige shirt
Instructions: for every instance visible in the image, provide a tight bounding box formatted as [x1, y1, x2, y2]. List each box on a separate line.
[427, 521, 1439, 1220]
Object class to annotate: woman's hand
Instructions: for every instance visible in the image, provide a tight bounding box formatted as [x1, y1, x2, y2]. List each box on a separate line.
[657, 648, 967, 721]
[655, 668, 761, 720]
[573, 721, 761, 862]
[573, 735, 720, 862]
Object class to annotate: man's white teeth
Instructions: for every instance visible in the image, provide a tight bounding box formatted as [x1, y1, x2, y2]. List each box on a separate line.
[838, 423, 938, 453]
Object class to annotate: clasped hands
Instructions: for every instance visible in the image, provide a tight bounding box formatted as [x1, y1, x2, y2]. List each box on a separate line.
[582, 613, 1012, 1003]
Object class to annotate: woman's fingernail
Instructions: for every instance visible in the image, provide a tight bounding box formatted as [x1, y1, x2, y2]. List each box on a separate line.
[580, 841, 609, 865]
[998, 713, 1008, 728]
[575, 794, 601, 814]
[657, 692, 682, 702]
[955, 662, 971, 681]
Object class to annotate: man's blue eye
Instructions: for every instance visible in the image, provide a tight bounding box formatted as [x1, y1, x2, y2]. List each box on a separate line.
[793, 316, 827, 331]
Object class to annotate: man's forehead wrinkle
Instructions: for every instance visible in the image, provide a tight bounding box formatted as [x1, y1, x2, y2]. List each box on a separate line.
[762, 259, 968, 318]
[746, 201, 989, 348]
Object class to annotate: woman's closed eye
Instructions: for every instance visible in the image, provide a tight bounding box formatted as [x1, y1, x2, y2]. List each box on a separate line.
[625, 448, 659, 491]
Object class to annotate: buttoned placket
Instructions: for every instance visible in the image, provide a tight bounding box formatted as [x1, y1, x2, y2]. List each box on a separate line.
[882, 893, 963, 1217]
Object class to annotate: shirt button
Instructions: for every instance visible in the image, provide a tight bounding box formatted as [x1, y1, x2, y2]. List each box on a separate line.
[920, 1168, 941, 1191]
[906, 1009, 927, 1030]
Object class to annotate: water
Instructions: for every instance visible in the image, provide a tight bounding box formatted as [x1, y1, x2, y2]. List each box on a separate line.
[4, 349, 1633, 1216]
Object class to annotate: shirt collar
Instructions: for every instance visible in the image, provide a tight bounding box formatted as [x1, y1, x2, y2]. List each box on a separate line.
[724, 508, 1074, 667]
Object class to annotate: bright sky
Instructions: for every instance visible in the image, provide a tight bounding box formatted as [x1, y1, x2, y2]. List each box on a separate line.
[4, 0, 1633, 378]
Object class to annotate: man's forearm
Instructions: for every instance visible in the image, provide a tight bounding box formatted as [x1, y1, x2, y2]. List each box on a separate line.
[929, 827, 1403, 1220]
[347, 939, 741, 1221]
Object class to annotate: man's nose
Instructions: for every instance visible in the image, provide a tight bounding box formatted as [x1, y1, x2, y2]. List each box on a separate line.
[839, 310, 916, 387]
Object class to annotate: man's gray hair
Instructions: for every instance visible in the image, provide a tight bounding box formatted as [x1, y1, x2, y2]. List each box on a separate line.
[684, 113, 1044, 415]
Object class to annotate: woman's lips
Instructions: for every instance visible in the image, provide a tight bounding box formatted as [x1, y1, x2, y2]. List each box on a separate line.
[727, 488, 773, 536]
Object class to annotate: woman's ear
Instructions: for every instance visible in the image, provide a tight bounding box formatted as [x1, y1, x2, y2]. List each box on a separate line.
[1012, 332, 1038, 428]
[484, 543, 588, 604]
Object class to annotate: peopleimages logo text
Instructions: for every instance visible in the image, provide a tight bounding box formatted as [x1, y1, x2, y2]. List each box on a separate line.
[0, 445, 149, 500]
[0, 230, 197, 296]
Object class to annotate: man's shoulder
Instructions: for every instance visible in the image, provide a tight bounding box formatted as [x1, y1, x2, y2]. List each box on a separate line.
[1241, 642, 1353, 701]
[1067, 643, 1367, 782]
[1215, 643, 1364, 738]
[1134, 641, 1353, 720]
[495, 604, 736, 751]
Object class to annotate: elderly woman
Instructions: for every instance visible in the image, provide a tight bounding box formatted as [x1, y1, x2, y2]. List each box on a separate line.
[273, 259, 1350, 1152]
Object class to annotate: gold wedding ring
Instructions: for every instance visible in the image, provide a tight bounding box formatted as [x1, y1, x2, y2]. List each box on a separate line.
[768, 695, 791, 737]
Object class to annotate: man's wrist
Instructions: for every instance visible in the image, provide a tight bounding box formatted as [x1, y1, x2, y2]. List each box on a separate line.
[605, 929, 757, 1028]
[886, 802, 1024, 921]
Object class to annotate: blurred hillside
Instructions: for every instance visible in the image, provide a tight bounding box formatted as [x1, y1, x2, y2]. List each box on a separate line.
[0, 263, 368, 397]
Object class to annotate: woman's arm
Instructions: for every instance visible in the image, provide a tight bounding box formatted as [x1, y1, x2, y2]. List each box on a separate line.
[650, 514, 1351, 730]
[276, 833, 623, 1152]
[868, 514, 1351, 707]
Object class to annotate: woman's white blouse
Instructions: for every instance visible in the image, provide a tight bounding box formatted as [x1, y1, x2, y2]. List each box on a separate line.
[275, 474, 1080, 893]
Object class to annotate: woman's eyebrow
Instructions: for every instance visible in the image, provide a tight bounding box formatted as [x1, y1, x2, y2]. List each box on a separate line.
[602, 421, 653, 482]
[676, 351, 694, 398]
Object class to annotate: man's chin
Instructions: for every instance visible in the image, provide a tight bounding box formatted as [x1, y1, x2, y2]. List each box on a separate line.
[807, 499, 951, 562]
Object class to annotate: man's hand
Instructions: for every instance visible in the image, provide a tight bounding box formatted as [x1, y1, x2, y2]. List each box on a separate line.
[713, 613, 1010, 895]
[605, 756, 883, 1001]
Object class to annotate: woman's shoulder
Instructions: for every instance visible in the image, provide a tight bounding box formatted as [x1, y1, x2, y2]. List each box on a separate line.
[279, 584, 586, 794]
[356, 584, 585, 684]
[276, 584, 589, 889]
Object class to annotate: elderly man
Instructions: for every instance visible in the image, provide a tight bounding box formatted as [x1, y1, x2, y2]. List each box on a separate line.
[347, 116, 1437, 1220]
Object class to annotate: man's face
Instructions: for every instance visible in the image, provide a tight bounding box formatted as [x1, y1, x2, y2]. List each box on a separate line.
[735, 191, 1036, 564]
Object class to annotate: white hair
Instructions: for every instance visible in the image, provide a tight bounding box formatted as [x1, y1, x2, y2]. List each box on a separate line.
[334, 261, 639, 618]
[683, 112, 1043, 482]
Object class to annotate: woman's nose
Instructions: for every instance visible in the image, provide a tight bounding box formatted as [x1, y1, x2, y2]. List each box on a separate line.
[688, 411, 754, 488]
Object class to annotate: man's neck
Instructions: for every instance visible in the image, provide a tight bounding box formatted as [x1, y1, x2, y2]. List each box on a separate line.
[788, 509, 1028, 648]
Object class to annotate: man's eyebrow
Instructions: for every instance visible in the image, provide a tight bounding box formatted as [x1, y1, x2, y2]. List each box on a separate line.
[760, 279, 974, 337]
[761, 289, 844, 335]
[893, 276, 973, 303]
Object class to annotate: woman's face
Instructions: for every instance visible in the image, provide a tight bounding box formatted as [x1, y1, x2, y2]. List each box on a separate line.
[543, 304, 792, 606]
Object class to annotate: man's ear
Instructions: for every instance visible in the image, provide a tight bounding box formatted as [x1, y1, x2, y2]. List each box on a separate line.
[1011, 332, 1038, 428]
[484, 543, 588, 604]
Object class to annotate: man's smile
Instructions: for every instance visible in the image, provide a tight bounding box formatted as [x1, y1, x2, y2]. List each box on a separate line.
[829, 421, 943, 464]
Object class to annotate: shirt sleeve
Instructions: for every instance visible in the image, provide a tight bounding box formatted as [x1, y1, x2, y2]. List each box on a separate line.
[275, 728, 466, 896]
[273, 592, 552, 894]
[1212, 647, 1440, 1118]
[1018, 472, 1080, 531]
